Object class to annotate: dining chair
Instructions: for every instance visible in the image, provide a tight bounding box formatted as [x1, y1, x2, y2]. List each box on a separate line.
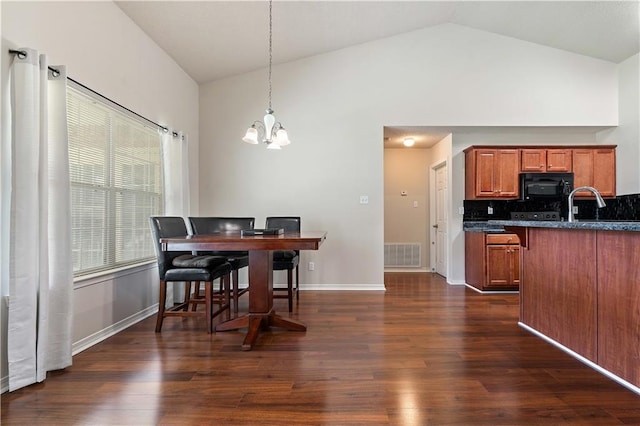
[188, 217, 255, 314]
[149, 216, 231, 333]
[265, 216, 301, 312]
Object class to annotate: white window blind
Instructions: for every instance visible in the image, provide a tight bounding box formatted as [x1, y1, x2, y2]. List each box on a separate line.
[67, 86, 163, 276]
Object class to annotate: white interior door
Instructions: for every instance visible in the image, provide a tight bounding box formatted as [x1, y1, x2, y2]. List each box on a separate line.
[434, 163, 448, 277]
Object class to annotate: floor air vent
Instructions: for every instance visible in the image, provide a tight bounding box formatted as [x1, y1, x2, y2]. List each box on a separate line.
[384, 243, 421, 267]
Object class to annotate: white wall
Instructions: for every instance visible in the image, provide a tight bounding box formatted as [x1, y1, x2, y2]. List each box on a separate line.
[199, 23, 619, 289]
[598, 53, 640, 195]
[1, 1, 199, 389]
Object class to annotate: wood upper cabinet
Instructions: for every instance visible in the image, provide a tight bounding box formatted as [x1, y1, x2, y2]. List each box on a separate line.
[465, 145, 615, 200]
[465, 148, 520, 199]
[521, 148, 572, 172]
[572, 148, 616, 197]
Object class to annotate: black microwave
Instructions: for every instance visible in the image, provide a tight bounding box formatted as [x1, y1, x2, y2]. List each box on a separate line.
[520, 173, 574, 200]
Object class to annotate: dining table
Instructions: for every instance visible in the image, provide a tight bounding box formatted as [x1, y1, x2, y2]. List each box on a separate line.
[160, 230, 327, 350]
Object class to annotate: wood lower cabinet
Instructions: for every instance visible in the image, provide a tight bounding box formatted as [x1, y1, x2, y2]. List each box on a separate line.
[572, 148, 616, 197]
[465, 232, 520, 291]
[465, 148, 520, 199]
[516, 226, 639, 388]
[596, 231, 640, 387]
[520, 228, 597, 361]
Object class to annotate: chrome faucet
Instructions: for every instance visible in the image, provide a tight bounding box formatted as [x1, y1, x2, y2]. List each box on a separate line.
[567, 186, 606, 222]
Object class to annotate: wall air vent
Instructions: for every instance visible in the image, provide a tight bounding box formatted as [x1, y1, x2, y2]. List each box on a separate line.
[384, 243, 421, 267]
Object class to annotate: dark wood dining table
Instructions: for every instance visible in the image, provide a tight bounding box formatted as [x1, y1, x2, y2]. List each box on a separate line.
[160, 231, 326, 350]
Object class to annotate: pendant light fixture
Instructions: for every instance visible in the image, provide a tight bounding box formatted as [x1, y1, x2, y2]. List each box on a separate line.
[242, 0, 290, 149]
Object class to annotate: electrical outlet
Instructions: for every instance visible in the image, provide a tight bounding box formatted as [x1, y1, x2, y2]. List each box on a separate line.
[308, 261, 315, 271]
[488, 206, 494, 215]
[359, 195, 369, 204]
[572, 206, 579, 214]
[458, 206, 464, 215]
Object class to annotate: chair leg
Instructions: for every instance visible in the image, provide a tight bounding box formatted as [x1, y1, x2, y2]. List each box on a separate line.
[224, 273, 231, 319]
[232, 269, 240, 314]
[156, 280, 167, 332]
[295, 265, 300, 300]
[183, 281, 192, 311]
[287, 268, 293, 313]
[191, 282, 202, 311]
[205, 280, 213, 334]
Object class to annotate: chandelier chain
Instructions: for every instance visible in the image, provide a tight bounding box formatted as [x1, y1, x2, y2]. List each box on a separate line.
[268, 0, 273, 110]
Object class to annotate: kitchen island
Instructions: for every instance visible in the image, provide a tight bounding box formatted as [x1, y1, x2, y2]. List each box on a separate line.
[488, 220, 640, 394]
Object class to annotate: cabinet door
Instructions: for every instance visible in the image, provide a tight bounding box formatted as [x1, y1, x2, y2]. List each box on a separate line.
[572, 149, 595, 196]
[593, 149, 616, 197]
[487, 245, 510, 287]
[546, 149, 572, 172]
[573, 148, 616, 197]
[475, 150, 499, 197]
[510, 245, 520, 286]
[487, 244, 520, 288]
[521, 149, 546, 172]
[496, 149, 520, 198]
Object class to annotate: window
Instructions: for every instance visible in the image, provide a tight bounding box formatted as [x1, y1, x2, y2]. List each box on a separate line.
[67, 86, 163, 276]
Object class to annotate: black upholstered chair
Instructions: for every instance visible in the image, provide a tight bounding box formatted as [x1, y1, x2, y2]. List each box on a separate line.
[188, 217, 255, 314]
[265, 216, 301, 312]
[149, 216, 231, 333]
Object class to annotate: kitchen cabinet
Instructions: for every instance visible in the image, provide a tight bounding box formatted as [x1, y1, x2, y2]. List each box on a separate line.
[465, 148, 520, 199]
[465, 232, 520, 291]
[521, 148, 572, 172]
[572, 148, 616, 198]
[514, 225, 639, 387]
[464, 145, 616, 201]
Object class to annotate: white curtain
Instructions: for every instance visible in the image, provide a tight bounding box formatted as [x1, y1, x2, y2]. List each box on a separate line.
[162, 130, 190, 217]
[4, 48, 73, 391]
[161, 130, 191, 303]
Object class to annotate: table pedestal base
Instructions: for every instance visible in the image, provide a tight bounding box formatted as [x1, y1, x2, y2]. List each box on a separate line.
[215, 309, 306, 351]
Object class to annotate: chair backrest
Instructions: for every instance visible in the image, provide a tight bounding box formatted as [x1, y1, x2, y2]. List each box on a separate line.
[189, 217, 255, 234]
[265, 216, 301, 233]
[149, 216, 191, 278]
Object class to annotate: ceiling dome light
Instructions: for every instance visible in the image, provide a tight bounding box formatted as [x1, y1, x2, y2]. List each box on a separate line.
[403, 138, 415, 147]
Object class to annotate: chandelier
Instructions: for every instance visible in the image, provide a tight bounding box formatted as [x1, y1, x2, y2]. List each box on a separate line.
[242, 0, 290, 149]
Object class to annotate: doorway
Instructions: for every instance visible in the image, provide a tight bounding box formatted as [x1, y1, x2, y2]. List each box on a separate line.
[430, 160, 448, 277]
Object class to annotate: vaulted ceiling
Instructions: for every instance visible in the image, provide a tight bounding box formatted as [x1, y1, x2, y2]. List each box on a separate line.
[116, 1, 639, 148]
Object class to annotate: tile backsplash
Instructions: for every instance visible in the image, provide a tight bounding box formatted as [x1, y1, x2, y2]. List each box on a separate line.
[464, 193, 640, 221]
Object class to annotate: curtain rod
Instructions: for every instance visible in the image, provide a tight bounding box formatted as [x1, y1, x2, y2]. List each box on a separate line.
[9, 49, 176, 135]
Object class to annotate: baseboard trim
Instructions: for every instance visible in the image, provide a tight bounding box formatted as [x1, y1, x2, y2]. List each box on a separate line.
[300, 284, 386, 291]
[1, 305, 158, 394]
[72, 304, 158, 355]
[464, 283, 518, 294]
[519, 322, 640, 396]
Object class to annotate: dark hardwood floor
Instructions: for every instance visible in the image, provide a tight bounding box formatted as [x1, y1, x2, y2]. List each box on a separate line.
[2, 272, 639, 425]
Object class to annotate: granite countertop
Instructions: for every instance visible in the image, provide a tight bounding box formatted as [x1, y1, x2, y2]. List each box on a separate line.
[483, 220, 640, 232]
